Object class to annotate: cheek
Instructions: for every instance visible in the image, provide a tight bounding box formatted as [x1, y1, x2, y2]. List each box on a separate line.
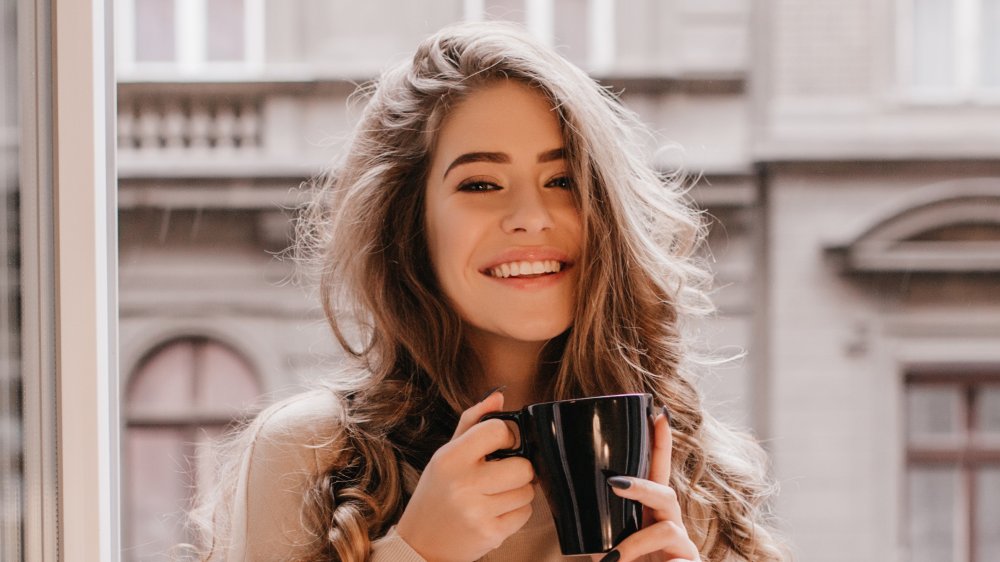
[425, 207, 475, 287]
[558, 206, 584, 247]
[428, 236, 482, 324]
[432, 238, 468, 284]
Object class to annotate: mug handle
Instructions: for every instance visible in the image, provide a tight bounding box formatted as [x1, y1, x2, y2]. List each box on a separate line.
[479, 410, 527, 461]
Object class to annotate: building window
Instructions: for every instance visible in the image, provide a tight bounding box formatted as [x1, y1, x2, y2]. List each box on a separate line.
[118, 0, 265, 79]
[902, 0, 1000, 100]
[123, 337, 261, 561]
[465, 0, 615, 72]
[905, 372, 1000, 562]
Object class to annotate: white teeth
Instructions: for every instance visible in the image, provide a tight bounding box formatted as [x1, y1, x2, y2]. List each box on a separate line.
[488, 260, 564, 278]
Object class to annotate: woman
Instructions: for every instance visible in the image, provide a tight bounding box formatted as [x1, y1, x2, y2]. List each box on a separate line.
[190, 21, 786, 562]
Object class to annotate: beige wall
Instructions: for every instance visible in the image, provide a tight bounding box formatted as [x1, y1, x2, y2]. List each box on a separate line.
[765, 163, 1000, 560]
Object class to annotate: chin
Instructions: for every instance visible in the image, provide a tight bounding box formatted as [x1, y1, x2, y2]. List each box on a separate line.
[501, 319, 573, 344]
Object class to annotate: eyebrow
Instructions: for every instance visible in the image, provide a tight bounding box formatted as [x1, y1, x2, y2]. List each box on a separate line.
[442, 147, 566, 180]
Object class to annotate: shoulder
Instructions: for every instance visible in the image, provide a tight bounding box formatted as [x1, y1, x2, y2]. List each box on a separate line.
[255, 388, 345, 443]
[248, 388, 347, 474]
[225, 389, 349, 559]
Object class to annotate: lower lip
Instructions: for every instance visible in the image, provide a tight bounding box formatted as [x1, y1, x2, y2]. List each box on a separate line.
[481, 267, 570, 289]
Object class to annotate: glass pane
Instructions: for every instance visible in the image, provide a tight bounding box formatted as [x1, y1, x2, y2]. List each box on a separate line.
[977, 467, 1000, 562]
[127, 341, 195, 415]
[977, 385, 1000, 437]
[124, 427, 192, 561]
[907, 385, 963, 441]
[554, 0, 589, 66]
[983, 0, 1000, 87]
[196, 342, 259, 412]
[909, 466, 959, 562]
[912, 0, 956, 89]
[1, 0, 22, 557]
[135, 0, 177, 62]
[206, 0, 245, 62]
[484, 0, 527, 23]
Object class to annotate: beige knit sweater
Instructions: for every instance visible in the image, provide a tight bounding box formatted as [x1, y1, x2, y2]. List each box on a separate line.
[220, 389, 594, 561]
[370, 489, 574, 561]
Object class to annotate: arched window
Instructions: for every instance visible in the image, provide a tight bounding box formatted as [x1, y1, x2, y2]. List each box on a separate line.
[123, 337, 261, 560]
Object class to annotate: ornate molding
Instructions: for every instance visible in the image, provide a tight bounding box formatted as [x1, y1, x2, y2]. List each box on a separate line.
[827, 179, 1000, 273]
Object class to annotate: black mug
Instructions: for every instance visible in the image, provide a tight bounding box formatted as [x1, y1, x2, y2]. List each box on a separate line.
[481, 393, 654, 555]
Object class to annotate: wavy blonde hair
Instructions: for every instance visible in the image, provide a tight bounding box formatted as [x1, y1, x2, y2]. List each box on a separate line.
[193, 21, 787, 562]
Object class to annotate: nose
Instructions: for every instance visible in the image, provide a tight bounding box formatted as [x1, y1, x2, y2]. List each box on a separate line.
[500, 185, 556, 234]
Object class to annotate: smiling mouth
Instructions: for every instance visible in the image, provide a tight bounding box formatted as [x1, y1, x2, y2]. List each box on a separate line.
[484, 260, 566, 279]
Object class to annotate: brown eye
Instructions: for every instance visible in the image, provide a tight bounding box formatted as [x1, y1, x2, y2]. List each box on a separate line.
[458, 180, 502, 192]
[545, 176, 573, 190]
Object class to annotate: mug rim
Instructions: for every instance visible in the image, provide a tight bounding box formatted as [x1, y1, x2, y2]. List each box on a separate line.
[525, 392, 652, 410]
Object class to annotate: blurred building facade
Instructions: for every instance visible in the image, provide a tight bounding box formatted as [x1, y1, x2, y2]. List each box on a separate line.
[115, 1, 1000, 560]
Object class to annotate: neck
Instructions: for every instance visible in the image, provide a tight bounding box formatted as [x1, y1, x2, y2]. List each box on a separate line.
[467, 330, 547, 411]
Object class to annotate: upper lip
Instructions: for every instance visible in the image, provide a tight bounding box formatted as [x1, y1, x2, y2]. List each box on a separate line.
[478, 247, 574, 273]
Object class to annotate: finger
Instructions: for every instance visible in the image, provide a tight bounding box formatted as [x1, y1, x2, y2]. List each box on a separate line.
[452, 389, 505, 440]
[649, 406, 673, 486]
[454, 417, 518, 461]
[607, 476, 682, 525]
[484, 482, 535, 516]
[478, 456, 534, 494]
[495, 501, 533, 536]
[600, 520, 699, 562]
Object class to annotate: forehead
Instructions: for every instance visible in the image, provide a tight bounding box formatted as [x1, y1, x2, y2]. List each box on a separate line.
[431, 80, 565, 163]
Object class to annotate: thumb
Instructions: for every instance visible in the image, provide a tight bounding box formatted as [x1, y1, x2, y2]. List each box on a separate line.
[451, 387, 506, 440]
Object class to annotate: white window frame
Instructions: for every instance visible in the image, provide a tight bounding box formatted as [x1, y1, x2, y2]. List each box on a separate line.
[21, 0, 119, 559]
[55, 0, 119, 558]
[897, 0, 1000, 104]
[116, 0, 265, 81]
[464, 0, 615, 73]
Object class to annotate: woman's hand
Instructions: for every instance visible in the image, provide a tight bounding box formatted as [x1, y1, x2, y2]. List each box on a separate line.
[592, 408, 702, 562]
[396, 390, 535, 562]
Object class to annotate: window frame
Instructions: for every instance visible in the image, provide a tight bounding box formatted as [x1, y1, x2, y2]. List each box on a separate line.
[904, 370, 1000, 562]
[19, 0, 58, 558]
[20, 0, 120, 560]
[897, 0, 1000, 104]
[464, 0, 616, 72]
[122, 337, 261, 554]
[116, 0, 265, 81]
[888, 316, 1000, 562]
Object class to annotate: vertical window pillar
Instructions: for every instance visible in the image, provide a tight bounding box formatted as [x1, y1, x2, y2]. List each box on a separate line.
[52, 0, 119, 559]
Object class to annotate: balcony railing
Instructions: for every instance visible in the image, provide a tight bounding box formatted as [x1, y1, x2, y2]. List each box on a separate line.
[117, 94, 262, 157]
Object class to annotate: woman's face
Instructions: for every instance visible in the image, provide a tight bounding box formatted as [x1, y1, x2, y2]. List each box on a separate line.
[424, 80, 583, 346]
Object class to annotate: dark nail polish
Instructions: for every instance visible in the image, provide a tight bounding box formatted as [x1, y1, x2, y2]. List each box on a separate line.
[607, 476, 632, 489]
[662, 405, 672, 426]
[477, 385, 506, 403]
[600, 550, 621, 562]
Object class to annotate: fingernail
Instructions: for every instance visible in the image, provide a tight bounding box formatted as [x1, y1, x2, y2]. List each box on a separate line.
[662, 405, 672, 426]
[600, 550, 621, 562]
[477, 385, 506, 403]
[607, 476, 632, 489]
